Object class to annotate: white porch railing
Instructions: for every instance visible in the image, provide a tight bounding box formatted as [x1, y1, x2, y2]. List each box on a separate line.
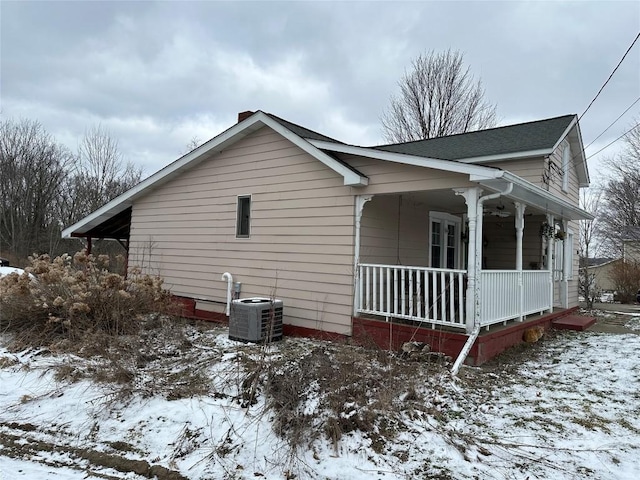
[357, 264, 553, 331]
[480, 270, 551, 327]
[357, 263, 466, 329]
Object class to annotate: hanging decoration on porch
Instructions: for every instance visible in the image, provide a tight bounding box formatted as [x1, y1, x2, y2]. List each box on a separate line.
[540, 221, 566, 240]
[540, 222, 554, 239]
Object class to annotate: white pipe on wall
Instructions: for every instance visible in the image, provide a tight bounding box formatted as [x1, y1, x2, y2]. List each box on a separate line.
[221, 272, 233, 316]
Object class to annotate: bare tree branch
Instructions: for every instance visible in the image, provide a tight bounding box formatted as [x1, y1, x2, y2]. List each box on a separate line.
[599, 121, 640, 257]
[381, 49, 497, 143]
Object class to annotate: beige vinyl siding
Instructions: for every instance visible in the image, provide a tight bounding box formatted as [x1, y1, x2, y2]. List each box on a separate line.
[482, 216, 545, 270]
[359, 195, 430, 267]
[545, 140, 580, 204]
[341, 154, 476, 195]
[129, 126, 355, 335]
[486, 158, 546, 187]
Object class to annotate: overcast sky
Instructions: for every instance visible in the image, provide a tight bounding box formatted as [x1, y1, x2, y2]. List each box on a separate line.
[1, 1, 639, 183]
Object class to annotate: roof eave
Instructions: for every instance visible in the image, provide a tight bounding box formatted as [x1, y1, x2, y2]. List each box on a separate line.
[62, 112, 368, 238]
[308, 139, 504, 179]
[458, 148, 551, 164]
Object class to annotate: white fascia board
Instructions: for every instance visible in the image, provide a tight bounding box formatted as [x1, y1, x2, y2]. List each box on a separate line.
[309, 139, 503, 179]
[549, 116, 589, 187]
[550, 116, 578, 153]
[570, 122, 590, 187]
[260, 116, 368, 186]
[63, 112, 368, 238]
[63, 117, 265, 238]
[457, 148, 551, 164]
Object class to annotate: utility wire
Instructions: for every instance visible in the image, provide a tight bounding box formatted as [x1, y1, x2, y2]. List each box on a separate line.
[583, 97, 640, 151]
[544, 110, 639, 187]
[586, 122, 640, 160]
[579, 31, 640, 122]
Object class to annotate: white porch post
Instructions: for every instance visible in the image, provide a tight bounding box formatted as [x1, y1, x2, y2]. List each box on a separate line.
[546, 214, 555, 313]
[515, 202, 526, 321]
[561, 219, 569, 308]
[353, 195, 373, 317]
[455, 187, 482, 333]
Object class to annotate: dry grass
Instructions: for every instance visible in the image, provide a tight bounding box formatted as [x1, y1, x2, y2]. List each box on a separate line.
[237, 338, 452, 454]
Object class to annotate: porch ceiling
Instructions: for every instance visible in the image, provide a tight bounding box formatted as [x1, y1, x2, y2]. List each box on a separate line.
[475, 176, 593, 221]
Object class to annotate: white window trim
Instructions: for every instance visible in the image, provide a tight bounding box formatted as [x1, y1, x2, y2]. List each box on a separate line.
[429, 212, 462, 269]
[562, 143, 570, 193]
[565, 231, 574, 279]
[236, 194, 252, 238]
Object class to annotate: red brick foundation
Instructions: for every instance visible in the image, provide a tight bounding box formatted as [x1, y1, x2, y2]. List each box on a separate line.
[353, 306, 578, 365]
[172, 296, 228, 323]
[173, 294, 578, 365]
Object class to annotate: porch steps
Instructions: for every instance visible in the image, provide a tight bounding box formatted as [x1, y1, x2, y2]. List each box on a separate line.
[551, 315, 596, 331]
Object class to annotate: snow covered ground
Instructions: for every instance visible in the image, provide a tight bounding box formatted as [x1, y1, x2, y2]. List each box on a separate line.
[1, 315, 639, 480]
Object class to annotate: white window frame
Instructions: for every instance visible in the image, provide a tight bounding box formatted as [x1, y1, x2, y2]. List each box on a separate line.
[429, 212, 461, 269]
[565, 231, 574, 278]
[562, 143, 570, 193]
[236, 195, 252, 238]
[554, 229, 574, 280]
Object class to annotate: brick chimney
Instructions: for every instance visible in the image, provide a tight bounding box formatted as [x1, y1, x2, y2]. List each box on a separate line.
[237, 111, 254, 123]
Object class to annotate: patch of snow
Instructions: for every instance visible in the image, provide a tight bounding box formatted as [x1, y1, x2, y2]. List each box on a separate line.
[1, 328, 639, 479]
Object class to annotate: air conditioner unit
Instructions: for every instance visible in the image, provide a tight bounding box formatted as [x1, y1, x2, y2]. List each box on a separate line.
[229, 297, 283, 343]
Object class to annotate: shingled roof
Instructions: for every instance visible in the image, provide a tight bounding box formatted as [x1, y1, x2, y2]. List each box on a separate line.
[265, 112, 343, 144]
[373, 115, 576, 160]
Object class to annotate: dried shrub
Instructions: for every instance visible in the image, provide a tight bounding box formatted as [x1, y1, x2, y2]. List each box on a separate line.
[254, 343, 430, 452]
[0, 251, 171, 346]
[609, 260, 640, 303]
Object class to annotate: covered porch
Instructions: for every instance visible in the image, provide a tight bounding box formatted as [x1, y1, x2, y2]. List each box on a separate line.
[353, 181, 589, 337]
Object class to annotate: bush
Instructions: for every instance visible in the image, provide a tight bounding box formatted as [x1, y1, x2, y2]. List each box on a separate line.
[0, 251, 171, 345]
[609, 260, 640, 303]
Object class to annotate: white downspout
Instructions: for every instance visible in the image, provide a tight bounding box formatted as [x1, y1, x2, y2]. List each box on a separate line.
[452, 182, 513, 375]
[451, 325, 480, 376]
[221, 272, 233, 316]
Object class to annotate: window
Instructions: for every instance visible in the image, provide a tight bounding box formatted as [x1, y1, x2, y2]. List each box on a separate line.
[553, 231, 574, 279]
[236, 195, 251, 238]
[562, 144, 570, 192]
[429, 212, 461, 269]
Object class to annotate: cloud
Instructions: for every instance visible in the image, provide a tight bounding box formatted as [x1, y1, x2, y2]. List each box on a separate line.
[1, 0, 638, 177]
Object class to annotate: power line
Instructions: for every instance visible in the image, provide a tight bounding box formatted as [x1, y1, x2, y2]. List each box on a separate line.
[579, 31, 640, 122]
[545, 115, 640, 187]
[583, 97, 640, 151]
[586, 122, 640, 160]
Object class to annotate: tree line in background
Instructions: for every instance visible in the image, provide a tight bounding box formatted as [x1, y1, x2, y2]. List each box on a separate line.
[579, 122, 640, 306]
[0, 117, 141, 265]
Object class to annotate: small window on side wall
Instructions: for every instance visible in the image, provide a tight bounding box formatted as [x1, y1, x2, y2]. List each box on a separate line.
[236, 195, 251, 238]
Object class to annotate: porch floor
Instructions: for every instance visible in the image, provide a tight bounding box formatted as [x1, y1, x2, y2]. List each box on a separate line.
[352, 307, 578, 366]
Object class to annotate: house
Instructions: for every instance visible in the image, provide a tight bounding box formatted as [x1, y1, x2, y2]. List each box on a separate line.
[62, 111, 592, 365]
[585, 258, 619, 293]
